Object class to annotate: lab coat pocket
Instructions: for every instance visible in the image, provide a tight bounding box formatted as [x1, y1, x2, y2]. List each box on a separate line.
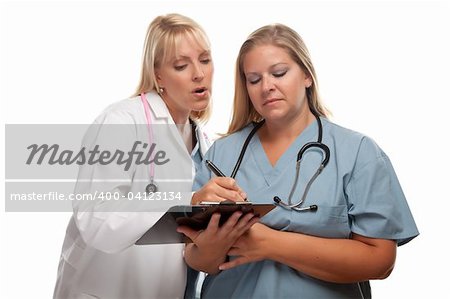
[288, 204, 350, 238]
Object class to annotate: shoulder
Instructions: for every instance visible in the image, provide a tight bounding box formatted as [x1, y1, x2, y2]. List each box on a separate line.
[93, 95, 144, 125]
[323, 118, 364, 142]
[323, 118, 388, 168]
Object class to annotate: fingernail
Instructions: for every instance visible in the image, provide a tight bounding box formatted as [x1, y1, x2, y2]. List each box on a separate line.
[218, 265, 224, 270]
[241, 192, 247, 199]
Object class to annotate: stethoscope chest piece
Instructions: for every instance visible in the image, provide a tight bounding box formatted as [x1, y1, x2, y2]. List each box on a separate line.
[145, 180, 158, 194]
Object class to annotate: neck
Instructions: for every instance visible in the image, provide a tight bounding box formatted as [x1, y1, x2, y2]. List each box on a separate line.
[161, 96, 190, 124]
[167, 107, 190, 124]
[262, 110, 315, 141]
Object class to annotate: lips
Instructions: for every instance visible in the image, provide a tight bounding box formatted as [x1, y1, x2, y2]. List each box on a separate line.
[193, 87, 207, 94]
[192, 87, 209, 99]
[263, 98, 282, 105]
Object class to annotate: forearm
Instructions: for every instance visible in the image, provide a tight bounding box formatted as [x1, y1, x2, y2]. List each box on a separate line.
[264, 230, 396, 283]
[184, 243, 227, 274]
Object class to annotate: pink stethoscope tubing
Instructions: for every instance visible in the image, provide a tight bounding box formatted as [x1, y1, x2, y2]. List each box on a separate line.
[140, 93, 157, 193]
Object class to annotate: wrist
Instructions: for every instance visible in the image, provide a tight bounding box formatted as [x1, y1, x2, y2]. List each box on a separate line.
[190, 243, 227, 274]
[260, 226, 277, 260]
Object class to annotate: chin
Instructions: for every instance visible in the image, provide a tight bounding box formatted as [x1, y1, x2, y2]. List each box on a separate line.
[192, 99, 210, 112]
[262, 111, 288, 122]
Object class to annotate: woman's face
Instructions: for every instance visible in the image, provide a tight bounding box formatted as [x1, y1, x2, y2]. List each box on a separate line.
[243, 44, 311, 124]
[156, 35, 213, 120]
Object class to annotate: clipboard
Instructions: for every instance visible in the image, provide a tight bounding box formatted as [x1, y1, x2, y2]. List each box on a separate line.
[135, 202, 275, 245]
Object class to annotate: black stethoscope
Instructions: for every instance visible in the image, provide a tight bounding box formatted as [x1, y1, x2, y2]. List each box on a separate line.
[230, 113, 330, 212]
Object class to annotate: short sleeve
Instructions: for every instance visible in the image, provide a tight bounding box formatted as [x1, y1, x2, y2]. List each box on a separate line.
[192, 141, 215, 192]
[346, 139, 419, 246]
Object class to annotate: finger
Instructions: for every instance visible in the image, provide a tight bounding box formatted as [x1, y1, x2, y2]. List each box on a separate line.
[229, 181, 247, 200]
[235, 186, 247, 200]
[234, 192, 247, 202]
[203, 179, 245, 202]
[234, 212, 257, 231]
[194, 178, 238, 203]
[227, 247, 240, 256]
[220, 211, 243, 231]
[240, 191, 248, 201]
[176, 225, 201, 241]
[206, 213, 221, 232]
[218, 257, 248, 271]
[243, 216, 260, 231]
[216, 189, 246, 202]
[214, 177, 240, 190]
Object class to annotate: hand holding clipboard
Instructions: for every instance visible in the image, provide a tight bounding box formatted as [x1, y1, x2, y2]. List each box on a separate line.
[135, 202, 274, 244]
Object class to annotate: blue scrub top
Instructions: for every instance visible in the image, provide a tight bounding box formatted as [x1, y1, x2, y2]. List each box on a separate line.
[193, 118, 419, 299]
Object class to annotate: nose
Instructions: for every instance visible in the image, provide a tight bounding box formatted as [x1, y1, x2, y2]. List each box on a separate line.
[192, 63, 205, 82]
[261, 75, 275, 94]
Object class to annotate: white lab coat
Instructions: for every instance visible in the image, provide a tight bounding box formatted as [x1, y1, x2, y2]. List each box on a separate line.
[54, 91, 209, 299]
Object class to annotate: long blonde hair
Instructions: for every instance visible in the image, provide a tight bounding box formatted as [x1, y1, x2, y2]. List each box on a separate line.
[227, 24, 330, 134]
[134, 13, 212, 123]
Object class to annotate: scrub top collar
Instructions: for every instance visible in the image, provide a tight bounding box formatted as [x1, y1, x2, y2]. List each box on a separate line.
[248, 118, 320, 185]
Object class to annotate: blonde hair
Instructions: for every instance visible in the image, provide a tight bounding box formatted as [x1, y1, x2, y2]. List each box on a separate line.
[134, 13, 212, 123]
[227, 23, 330, 134]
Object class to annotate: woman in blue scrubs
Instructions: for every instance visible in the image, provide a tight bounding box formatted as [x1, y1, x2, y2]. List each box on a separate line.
[178, 23, 419, 298]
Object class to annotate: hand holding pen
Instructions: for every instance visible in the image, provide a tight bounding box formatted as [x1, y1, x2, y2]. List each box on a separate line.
[191, 160, 247, 204]
[205, 159, 226, 177]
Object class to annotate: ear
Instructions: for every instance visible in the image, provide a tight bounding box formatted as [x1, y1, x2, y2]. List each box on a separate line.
[305, 76, 312, 88]
[155, 71, 164, 86]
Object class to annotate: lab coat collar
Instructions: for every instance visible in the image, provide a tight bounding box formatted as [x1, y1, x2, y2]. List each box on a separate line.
[144, 91, 170, 119]
[144, 90, 210, 158]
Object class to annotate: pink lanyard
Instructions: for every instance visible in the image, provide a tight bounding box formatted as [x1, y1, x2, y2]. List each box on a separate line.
[140, 93, 157, 193]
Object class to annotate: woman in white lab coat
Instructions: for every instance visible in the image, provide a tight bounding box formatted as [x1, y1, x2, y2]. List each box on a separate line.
[54, 13, 213, 299]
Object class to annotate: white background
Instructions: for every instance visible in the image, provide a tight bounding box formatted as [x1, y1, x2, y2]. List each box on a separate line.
[1, 0, 449, 298]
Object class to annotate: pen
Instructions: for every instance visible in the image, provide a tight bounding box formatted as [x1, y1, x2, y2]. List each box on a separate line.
[205, 159, 226, 177]
[205, 159, 248, 202]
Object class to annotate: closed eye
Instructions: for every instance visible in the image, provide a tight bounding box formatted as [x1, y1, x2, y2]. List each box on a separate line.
[248, 78, 261, 85]
[273, 70, 287, 78]
[247, 75, 261, 85]
[174, 64, 187, 71]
